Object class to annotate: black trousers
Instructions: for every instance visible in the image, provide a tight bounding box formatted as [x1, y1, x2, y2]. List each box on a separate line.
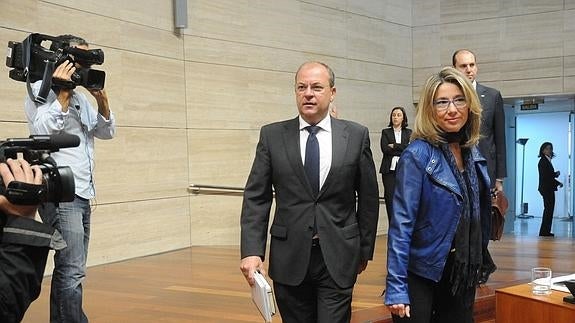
[382, 172, 396, 224]
[539, 190, 555, 235]
[273, 243, 353, 323]
[391, 254, 476, 323]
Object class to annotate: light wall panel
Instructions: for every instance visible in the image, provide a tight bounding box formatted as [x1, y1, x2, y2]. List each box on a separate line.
[565, 76, 575, 93]
[185, 62, 295, 130]
[498, 78, 564, 97]
[565, 9, 575, 56]
[188, 129, 258, 187]
[439, 0, 500, 23]
[336, 80, 412, 131]
[565, 56, 575, 77]
[413, 25, 440, 69]
[347, 15, 412, 67]
[94, 128, 189, 204]
[439, 18, 503, 65]
[0, 0, 38, 31]
[412, 1, 574, 103]
[42, 0, 175, 31]
[1, 29, 34, 122]
[190, 195, 243, 245]
[413, 0, 440, 27]
[88, 198, 190, 266]
[112, 52, 186, 128]
[499, 12, 563, 62]
[480, 57, 563, 83]
[498, 0, 563, 16]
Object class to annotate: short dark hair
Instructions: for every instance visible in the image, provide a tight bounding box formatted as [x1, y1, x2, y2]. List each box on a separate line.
[57, 34, 88, 47]
[538, 142, 555, 158]
[388, 106, 408, 128]
[452, 49, 476, 67]
[295, 61, 335, 87]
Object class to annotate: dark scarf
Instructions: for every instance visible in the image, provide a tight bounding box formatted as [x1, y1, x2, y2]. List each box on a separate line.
[438, 135, 482, 296]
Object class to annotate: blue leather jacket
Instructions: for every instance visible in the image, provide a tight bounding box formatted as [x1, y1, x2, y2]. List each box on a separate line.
[384, 139, 491, 306]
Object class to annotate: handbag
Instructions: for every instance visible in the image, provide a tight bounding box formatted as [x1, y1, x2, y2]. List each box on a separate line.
[490, 190, 509, 241]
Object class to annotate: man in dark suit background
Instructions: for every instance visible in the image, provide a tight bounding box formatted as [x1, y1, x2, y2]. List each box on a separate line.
[452, 49, 507, 191]
[453, 49, 507, 284]
[240, 61, 380, 323]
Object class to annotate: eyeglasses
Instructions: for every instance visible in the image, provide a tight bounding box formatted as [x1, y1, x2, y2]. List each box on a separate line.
[433, 97, 467, 111]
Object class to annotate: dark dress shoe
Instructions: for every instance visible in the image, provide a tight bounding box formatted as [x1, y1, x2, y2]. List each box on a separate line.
[539, 233, 555, 237]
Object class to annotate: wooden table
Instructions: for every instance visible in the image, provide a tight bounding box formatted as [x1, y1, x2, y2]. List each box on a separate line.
[496, 283, 575, 323]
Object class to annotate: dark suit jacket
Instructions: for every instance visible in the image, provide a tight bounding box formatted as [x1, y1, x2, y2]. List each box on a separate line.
[240, 117, 379, 289]
[538, 157, 561, 193]
[379, 127, 412, 174]
[476, 83, 507, 185]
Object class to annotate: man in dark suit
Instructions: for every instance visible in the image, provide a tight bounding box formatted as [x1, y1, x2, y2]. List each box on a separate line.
[240, 61, 380, 323]
[453, 49, 507, 284]
[452, 49, 507, 190]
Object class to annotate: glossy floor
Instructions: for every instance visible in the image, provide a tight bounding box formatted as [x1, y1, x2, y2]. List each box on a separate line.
[23, 232, 574, 322]
[513, 215, 574, 238]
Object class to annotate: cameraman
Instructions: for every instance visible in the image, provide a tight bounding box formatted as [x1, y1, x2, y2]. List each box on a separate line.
[0, 158, 66, 323]
[24, 34, 116, 323]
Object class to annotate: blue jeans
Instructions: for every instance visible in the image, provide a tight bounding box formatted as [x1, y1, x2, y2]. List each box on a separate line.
[39, 197, 91, 323]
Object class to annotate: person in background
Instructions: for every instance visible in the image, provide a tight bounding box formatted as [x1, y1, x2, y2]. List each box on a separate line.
[452, 48, 505, 284]
[24, 34, 116, 323]
[384, 67, 491, 322]
[240, 61, 379, 322]
[537, 142, 563, 237]
[379, 106, 412, 224]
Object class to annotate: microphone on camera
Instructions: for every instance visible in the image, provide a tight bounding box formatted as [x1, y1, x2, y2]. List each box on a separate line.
[2, 134, 80, 151]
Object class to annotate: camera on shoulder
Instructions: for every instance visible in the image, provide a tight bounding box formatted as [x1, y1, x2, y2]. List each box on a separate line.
[0, 134, 79, 205]
[5, 33, 105, 103]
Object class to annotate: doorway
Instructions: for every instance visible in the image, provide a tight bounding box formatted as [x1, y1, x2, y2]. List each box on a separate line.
[505, 97, 574, 238]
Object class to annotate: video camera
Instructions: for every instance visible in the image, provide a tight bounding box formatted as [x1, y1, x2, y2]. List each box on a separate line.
[5, 33, 105, 104]
[0, 134, 80, 205]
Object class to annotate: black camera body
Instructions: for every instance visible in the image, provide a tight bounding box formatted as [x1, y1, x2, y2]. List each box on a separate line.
[0, 134, 80, 205]
[6, 33, 105, 103]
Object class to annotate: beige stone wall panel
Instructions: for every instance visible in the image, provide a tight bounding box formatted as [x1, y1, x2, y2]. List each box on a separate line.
[188, 129, 258, 188]
[88, 198, 190, 266]
[93, 128, 189, 204]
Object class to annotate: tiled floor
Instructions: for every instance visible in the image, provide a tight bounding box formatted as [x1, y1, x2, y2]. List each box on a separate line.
[513, 215, 574, 238]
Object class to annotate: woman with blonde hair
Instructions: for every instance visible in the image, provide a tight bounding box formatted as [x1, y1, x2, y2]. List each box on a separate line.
[384, 67, 492, 322]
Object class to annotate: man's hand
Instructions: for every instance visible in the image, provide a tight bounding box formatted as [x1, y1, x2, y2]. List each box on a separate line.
[494, 180, 504, 193]
[387, 303, 411, 318]
[240, 256, 265, 286]
[88, 88, 111, 119]
[53, 60, 75, 111]
[0, 158, 42, 218]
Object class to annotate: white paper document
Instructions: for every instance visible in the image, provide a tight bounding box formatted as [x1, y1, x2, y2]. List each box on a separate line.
[550, 273, 575, 293]
[251, 271, 275, 322]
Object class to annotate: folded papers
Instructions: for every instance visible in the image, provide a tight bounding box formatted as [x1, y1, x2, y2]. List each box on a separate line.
[251, 271, 275, 322]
